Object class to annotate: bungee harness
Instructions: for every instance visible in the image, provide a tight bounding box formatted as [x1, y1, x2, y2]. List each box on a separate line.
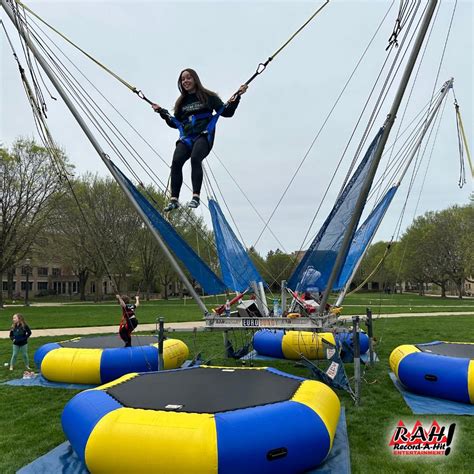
[160, 106, 225, 149]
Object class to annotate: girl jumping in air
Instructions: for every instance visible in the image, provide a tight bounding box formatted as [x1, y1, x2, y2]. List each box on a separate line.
[152, 68, 247, 211]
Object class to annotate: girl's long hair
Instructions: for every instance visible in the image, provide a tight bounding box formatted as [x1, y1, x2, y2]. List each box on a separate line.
[11, 313, 26, 329]
[174, 68, 218, 114]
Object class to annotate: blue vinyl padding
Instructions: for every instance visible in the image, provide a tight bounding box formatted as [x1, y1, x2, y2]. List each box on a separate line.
[398, 352, 470, 404]
[335, 332, 369, 356]
[215, 400, 330, 474]
[253, 331, 285, 358]
[100, 345, 158, 383]
[61, 389, 122, 463]
[19, 409, 351, 474]
[33, 342, 61, 368]
[265, 366, 306, 382]
[389, 372, 474, 415]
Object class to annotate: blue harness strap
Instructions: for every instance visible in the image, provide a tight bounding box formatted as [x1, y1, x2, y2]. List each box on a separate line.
[169, 105, 226, 149]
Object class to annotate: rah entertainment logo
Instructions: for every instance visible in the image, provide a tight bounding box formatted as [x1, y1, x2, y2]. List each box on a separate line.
[389, 420, 456, 456]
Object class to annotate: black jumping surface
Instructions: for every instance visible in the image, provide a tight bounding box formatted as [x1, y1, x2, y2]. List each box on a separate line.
[416, 342, 474, 359]
[106, 367, 301, 413]
[59, 335, 157, 349]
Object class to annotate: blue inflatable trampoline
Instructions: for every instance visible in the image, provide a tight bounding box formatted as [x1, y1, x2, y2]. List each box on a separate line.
[62, 366, 341, 473]
[35, 335, 188, 384]
[253, 329, 369, 360]
[390, 341, 474, 404]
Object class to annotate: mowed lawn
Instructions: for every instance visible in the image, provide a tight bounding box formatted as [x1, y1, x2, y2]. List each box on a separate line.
[1, 292, 473, 330]
[0, 306, 473, 473]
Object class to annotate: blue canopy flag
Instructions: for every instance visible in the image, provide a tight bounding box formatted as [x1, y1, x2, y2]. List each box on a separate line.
[209, 199, 265, 292]
[110, 160, 227, 295]
[288, 128, 384, 292]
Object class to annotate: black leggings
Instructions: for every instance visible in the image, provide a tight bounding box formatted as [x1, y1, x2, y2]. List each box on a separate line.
[170, 136, 211, 199]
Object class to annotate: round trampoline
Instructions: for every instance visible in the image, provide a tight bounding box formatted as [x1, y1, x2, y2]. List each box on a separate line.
[62, 366, 340, 473]
[390, 341, 474, 404]
[253, 330, 369, 360]
[34, 335, 189, 384]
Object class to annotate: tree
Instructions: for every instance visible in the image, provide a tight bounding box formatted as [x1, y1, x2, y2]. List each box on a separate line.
[264, 249, 294, 290]
[47, 174, 141, 300]
[399, 204, 473, 297]
[0, 139, 69, 306]
[354, 241, 398, 291]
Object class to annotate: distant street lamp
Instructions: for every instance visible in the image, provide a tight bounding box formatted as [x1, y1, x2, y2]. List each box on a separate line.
[24, 258, 31, 307]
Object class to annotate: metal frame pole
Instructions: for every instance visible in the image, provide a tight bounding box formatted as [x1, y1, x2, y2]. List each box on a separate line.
[366, 308, 374, 366]
[352, 316, 361, 406]
[319, 0, 439, 314]
[157, 317, 165, 371]
[2, 0, 209, 315]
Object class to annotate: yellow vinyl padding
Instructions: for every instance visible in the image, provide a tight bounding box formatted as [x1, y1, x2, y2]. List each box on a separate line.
[282, 331, 336, 360]
[389, 344, 420, 378]
[41, 347, 102, 384]
[85, 407, 218, 474]
[291, 380, 340, 448]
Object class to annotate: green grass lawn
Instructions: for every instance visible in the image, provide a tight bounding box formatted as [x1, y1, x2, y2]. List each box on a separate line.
[0, 312, 473, 473]
[1, 292, 473, 331]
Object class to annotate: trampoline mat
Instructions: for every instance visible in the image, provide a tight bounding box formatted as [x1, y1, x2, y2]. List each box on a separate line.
[416, 342, 474, 359]
[60, 335, 157, 349]
[106, 367, 301, 413]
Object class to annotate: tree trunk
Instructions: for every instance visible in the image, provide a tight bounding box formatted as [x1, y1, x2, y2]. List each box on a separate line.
[78, 270, 89, 301]
[7, 268, 15, 300]
[440, 283, 446, 298]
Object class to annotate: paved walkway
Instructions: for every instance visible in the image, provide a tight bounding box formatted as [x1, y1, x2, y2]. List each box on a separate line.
[0, 311, 472, 339]
[0, 321, 205, 340]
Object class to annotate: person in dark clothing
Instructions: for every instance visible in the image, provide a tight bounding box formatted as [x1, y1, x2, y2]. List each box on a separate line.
[152, 68, 248, 211]
[9, 313, 32, 370]
[116, 294, 140, 347]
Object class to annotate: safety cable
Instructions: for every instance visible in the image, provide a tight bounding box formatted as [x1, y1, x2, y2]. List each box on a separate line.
[250, 1, 399, 250]
[201, 162, 281, 294]
[3, 23, 123, 295]
[9, 0, 328, 289]
[14, 0, 330, 106]
[8, 5, 230, 292]
[16, 9, 225, 266]
[454, 99, 472, 183]
[295, 2, 425, 255]
[261, 2, 414, 283]
[12, 0, 332, 268]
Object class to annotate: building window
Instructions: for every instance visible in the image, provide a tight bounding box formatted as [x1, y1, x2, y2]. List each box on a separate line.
[21, 266, 32, 276]
[2, 282, 16, 291]
[52, 268, 61, 277]
[38, 267, 49, 276]
[37, 282, 48, 291]
[21, 282, 33, 291]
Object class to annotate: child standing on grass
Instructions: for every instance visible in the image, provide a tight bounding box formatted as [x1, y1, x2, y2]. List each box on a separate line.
[116, 294, 139, 347]
[9, 313, 32, 370]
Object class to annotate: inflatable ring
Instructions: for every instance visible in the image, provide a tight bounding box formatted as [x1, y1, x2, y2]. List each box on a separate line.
[253, 329, 369, 360]
[390, 341, 474, 404]
[62, 366, 340, 473]
[34, 335, 189, 384]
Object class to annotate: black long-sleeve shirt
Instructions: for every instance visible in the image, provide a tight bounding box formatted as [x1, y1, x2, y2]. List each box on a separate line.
[158, 93, 241, 137]
[10, 324, 32, 346]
